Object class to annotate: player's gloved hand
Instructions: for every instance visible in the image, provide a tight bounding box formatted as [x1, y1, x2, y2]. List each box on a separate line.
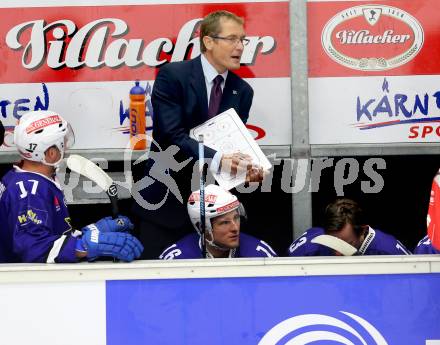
[77, 225, 143, 262]
[94, 215, 134, 233]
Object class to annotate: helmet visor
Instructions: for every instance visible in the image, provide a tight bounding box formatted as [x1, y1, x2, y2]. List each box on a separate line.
[64, 123, 75, 150]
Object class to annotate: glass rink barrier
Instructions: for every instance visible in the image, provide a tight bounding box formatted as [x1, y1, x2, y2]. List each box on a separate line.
[1, 256, 440, 345]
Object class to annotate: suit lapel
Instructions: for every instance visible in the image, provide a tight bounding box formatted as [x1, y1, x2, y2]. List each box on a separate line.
[189, 56, 241, 119]
[219, 72, 240, 114]
[190, 56, 208, 122]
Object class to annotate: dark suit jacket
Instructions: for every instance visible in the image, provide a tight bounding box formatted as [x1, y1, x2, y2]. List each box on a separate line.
[132, 55, 254, 231]
[0, 120, 4, 145]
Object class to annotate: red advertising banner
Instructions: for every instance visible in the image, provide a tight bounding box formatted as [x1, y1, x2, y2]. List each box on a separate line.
[308, 0, 440, 77]
[0, 2, 290, 83]
[428, 171, 440, 250]
[0, 1, 292, 150]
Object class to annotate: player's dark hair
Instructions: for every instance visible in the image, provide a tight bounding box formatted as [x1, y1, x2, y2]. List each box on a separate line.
[324, 198, 366, 236]
[200, 10, 244, 53]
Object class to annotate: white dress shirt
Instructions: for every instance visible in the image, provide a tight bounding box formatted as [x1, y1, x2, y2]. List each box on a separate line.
[200, 54, 229, 173]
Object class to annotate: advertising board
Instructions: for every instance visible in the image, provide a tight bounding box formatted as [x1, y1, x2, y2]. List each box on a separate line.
[106, 273, 440, 344]
[308, 0, 440, 144]
[1, 258, 439, 345]
[0, 0, 291, 151]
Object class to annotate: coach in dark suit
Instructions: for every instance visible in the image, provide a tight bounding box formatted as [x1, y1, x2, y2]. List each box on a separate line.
[0, 120, 4, 145]
[132, 10, 264, 259]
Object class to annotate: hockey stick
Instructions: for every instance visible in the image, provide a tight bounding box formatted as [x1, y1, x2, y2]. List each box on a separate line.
[198, 135, 208, 259]
[311, 235, 358, 256]
[66, 154, 119, 218]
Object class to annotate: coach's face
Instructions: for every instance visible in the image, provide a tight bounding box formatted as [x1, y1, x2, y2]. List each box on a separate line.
[203, 18, 245, 73]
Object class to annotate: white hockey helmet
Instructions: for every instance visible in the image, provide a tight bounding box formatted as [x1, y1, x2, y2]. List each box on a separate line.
[13, 110, 75, 166]
[187, 184, 244, 234]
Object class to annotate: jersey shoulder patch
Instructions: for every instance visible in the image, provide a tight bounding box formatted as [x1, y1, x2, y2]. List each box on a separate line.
[17, 207, 48, 228]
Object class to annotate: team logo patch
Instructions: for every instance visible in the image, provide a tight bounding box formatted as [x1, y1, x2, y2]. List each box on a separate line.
[17, 207, 48, 227]
[321, 5, 424, 71]
[53, 196, 61, 211]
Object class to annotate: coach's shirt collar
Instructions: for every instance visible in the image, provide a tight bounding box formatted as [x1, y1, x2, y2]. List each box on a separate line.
[201, 54, 228, 86]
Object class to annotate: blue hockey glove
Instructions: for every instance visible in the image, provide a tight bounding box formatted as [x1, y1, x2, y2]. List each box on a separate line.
[94, 215, 134, 233]
[77, 225, 143, 262]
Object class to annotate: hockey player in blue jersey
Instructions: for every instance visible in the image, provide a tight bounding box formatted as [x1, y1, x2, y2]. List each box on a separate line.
[414, 235, 440, 254]
[288, 198, 411, 256]
[287, 227, 334, 256]
[0, 110, 143, 263]
[159, 184, 277, 259]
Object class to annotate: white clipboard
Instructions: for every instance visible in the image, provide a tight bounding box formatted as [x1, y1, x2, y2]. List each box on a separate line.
[190, 108, 272, 190]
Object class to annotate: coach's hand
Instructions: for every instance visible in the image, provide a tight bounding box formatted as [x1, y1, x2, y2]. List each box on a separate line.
[220, 153, 264, 183]
[245, 165, 264, 183]
[220, 152, 251, 177]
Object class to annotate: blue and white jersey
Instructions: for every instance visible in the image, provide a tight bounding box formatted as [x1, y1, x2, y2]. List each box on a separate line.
[288, 227, 411, 256]
[0, 166, 78, 263]
[159, 232, 277, 260]
[357, 227, 411, 255]
[287, 228, 333, 256]
[414, 235, 440, 254]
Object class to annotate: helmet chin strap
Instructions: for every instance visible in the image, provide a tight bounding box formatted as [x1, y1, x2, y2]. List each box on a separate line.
[204, 229, 239, 258]
[42, 147, 64, 168]
[204, 235, 237, 258]
[205, 231, 230, 251]
[198, 225, 232, 253]
[206, 247, 236, 259]
[42, 156, 63, 168]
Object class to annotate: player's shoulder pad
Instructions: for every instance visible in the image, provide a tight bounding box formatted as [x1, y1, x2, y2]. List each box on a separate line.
[240, 233, 277, 257]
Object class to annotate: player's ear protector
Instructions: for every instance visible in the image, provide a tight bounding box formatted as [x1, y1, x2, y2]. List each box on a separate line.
[238, 203, 247, 222]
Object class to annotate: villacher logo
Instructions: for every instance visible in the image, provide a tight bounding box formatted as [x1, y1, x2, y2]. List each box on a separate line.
[321, 5, 424, 71]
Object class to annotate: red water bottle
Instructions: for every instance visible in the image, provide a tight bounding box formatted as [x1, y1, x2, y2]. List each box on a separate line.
[129, 81, 146, 150]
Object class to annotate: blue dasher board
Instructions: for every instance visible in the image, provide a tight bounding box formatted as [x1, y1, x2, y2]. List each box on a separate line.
[106, 273, 440, 345]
